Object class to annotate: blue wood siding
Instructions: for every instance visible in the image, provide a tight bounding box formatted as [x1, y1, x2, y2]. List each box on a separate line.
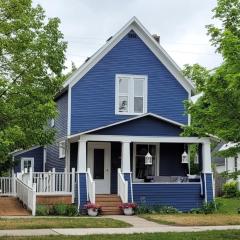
[78, 173, 87, 208]
[133, 183, 203, 212]
[71, 31, 188, 135]
[14, 147, 44, 173]
[46, 91, 68, 172]
[124, 173, 133, 202]
[201, 173, 214, 202]
[90, 116, 182, 136]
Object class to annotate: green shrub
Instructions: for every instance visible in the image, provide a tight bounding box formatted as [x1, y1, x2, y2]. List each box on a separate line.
[223, 181, 239, 198]
[36, 205, 50, 216]
[136, 205, 180, 214]
[190, 201, 218, 214]
[51, 204, 68, 215]
[66, 204, 78, 216]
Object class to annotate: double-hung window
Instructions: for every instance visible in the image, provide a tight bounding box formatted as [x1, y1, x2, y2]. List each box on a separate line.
[115, 74, 147, 115]
[59, 141, 66, 158]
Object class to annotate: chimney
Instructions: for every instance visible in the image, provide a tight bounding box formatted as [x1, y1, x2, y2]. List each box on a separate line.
[152, 34, 160, 44]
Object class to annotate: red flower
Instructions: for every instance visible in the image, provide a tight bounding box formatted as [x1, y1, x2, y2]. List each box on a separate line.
[84, 202, 101, 211]
[119, 203, 137, 209]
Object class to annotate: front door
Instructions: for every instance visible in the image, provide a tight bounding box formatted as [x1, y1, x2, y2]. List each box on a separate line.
[88, 142, 111, 194]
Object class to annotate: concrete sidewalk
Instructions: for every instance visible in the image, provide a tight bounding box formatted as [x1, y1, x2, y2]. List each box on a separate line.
[0, 215, 240, 236]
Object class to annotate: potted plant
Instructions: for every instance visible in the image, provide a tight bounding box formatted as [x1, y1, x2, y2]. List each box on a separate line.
[119, 203, 137, 216]
[84, 203, 101, 216]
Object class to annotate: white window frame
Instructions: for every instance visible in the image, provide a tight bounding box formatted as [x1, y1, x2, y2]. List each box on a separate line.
[133, 143, 159, 182]
[59, 141, 66, 158]
[115, 74, 148, 115]
[21, 157, 34, 172]
[50, 118, 55, 128]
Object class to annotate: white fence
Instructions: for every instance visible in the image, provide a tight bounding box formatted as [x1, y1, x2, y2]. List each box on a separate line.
[0, 177, 16, 196]
[117, 168, 128, 203]
[87, 168, 95, 204]
[16, 178, 36, 216]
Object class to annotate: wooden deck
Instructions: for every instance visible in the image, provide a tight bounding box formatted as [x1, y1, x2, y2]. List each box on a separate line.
[0, 197, 30, 216]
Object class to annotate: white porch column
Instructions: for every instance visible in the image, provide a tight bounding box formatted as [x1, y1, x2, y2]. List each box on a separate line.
[121, 141, 131, 173]
[77, 139, 87, 173]
[202, 142, 212, 173]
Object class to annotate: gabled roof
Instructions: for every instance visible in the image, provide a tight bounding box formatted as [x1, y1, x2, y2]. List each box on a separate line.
[63, 17, 195, 92]
[68, 113, 184, 140]
[11, 146, 41, 157]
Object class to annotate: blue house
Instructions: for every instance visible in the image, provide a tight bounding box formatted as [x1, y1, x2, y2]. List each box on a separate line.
[12, 17, 214, 214]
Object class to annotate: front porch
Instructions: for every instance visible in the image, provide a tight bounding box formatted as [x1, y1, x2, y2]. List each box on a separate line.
[70, 134, 214, 212]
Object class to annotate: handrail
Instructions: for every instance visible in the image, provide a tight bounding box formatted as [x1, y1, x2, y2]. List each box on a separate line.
[0, 177, 16, 196]
[117, 168, 128, 203]
[87, 168, 95, 204]
[16, 178, 36, 216]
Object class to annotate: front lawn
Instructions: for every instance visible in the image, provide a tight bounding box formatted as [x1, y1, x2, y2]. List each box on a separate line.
[0, 230, 240, 240]
[140, 197, 240, 226]
[0, 217, 131, 230]
[142, 214, 240, 226]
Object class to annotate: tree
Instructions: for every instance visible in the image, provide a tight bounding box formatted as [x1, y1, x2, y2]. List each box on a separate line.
[184, 0, 240, 156]
[0, 0, 67, 174]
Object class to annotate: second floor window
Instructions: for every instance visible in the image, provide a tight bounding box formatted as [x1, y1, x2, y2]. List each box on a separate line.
[115, 74, 147, 115]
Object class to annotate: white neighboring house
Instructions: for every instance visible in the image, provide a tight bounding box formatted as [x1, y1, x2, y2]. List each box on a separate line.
[216, 142, 240, 190]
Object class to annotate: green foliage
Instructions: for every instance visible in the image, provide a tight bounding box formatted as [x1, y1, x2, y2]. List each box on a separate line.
[0, 0, 67, 174]
[136, 205, 180, 214]
[183, 0, 240, 157]
[190, 201, 219, 214]
[36, 205, 49, 216]
[36, 204, 78, 216]
[222, 181, 239, 198]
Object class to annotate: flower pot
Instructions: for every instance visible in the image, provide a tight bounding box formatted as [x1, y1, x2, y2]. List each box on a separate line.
[123, 207, 134, 216]
[87, 208, 98, 216]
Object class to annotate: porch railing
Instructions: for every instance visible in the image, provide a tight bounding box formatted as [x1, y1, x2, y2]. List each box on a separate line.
[117, 168, 128, 203]
[16, 178, 36, 216]
[87, 168, 95, 204]
[0, 177, 16, 196]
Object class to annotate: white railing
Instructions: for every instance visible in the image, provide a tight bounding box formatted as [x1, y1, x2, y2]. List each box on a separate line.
[0, 177, 16, 196]
[117, 168, 128, 203]
[87, 168, 95, 204]
[16, 178, 36, 216]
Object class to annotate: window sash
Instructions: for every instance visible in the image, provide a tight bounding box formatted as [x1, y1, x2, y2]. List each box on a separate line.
[59, 141, 66, 158]
[116, 75, 147, 115]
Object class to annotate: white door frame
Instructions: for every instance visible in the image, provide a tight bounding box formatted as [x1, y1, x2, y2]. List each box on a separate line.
[87, 142, 111, 194]
[21, 157, 34, 172]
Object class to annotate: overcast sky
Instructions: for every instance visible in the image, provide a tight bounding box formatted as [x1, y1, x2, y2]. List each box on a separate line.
[34, 0, 222, 71]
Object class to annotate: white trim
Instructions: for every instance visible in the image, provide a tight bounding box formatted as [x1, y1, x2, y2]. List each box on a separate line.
[130, 173, 133, 203]
[59, 141, 66, 159]
[64, 17, 194, 93]
[77, 173, 80, 210]
[68, 113, 184, 140]
[43, 146, 47, 172]
[67, 86, 71, 135]
[132, 142, 160, 182]
[21, 157, 34, 172]
[81, 134, 210, 144]
[115, 74, 148, 115]
[11, 146, 41, 157]
[204, 173, 207, 203]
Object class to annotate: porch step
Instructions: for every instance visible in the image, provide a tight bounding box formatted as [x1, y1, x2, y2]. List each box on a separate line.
[96, 194, 123, 215]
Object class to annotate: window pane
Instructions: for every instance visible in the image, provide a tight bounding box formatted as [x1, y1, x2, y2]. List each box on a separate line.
[94, 149, 104, 179]
[135, 156, 146, 179]
[134, 79, 144, 96]
[134, 97, 143, 113]
[119, 77, 128, 94]
[119, 96, 128, 112]
[136, 144, 148, 156]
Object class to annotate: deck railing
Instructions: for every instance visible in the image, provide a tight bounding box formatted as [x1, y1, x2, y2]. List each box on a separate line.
[16, 178, 36, 216]
[86, 168, 95, 204]
[0, 177, 16, 196]
[117, 168, 128, 203]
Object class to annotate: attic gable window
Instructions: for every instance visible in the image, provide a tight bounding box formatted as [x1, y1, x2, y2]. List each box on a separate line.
[115, 74, 147, 115]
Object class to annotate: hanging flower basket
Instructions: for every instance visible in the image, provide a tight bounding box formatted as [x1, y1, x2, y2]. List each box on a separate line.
[84, 203, 101, 216]
[119, 203, 137, 216]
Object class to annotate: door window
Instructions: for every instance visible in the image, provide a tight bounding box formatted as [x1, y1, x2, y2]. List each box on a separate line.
[94, 149, 104, 179]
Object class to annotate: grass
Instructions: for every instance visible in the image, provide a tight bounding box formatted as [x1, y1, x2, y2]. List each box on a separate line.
[140, 197, 240, 226]
[142, 214, 240, 226]
[1, 231, 240, 240]
[0, 217, 131, 230]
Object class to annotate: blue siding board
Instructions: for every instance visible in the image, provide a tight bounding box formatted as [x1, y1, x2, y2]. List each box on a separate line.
[133, 183, 203, 212]
[14, 147, 44, 173]
[71, 31, 188, 134]
[79, 173, 88, 208]
[46, 91, 68, 172]
[90, 116, 182, 136]
[124, 173, 133, 202]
